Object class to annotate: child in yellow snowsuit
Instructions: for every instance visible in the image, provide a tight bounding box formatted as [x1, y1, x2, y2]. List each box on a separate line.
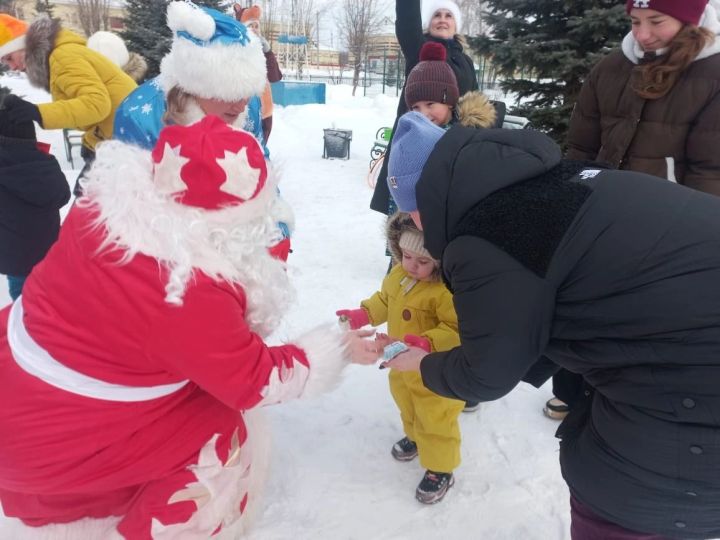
[336, 212, 464, 504]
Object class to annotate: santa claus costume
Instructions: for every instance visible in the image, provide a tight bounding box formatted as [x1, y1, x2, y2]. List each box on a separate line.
[0, 116, 356, 539]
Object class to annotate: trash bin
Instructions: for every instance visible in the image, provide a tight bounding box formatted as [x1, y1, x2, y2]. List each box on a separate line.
[323, 128, 352, 160]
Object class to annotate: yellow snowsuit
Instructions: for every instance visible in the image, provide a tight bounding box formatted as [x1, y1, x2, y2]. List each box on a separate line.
[361, 264, 464, 473]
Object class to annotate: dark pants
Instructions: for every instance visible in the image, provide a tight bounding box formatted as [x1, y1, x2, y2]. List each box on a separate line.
[73, 145, 96, 197]
[570, 496, 674, 540]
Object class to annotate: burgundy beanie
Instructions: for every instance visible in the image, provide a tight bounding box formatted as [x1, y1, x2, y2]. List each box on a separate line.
[404, 42, 459, 109]
[626, 0, 708, 26]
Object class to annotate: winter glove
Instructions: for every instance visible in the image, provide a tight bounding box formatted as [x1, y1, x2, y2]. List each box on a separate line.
[335, 308, 370, 330]
[2, 94, 42, 125]
[404, 334, 431, 353]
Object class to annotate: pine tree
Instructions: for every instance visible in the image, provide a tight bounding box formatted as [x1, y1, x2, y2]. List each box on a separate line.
[121, 0, 232, 80]
[470, 0, 627, 145]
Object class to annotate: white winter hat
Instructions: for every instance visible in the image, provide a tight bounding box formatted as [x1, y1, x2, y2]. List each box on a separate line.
[160, 1, 266, 102]
[423, 0, 463, 34]
[87, 31, 130, 68]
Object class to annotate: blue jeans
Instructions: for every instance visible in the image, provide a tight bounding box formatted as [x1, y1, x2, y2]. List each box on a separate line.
[7, 274, 27, 301]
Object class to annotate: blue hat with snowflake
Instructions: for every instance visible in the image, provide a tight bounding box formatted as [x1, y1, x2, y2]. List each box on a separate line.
[387, 112, 446, 212]
[160, 1, 266, 102]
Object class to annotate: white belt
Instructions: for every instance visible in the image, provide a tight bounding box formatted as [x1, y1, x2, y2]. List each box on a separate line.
[7, 297, 189, 402]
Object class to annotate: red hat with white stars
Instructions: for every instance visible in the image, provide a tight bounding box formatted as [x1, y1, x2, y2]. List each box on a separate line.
[151, 115, 268, 210]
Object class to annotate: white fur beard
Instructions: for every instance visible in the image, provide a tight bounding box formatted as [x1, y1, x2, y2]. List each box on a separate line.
[80, 141, 294, 338]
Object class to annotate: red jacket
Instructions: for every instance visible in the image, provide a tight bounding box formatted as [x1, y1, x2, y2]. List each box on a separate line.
[0, 205, 315, 532]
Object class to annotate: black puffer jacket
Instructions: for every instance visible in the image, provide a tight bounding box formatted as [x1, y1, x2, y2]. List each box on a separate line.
[369, 0, 484, 214]
[0, 137, 70, 275]
[416, 126, 720, 539]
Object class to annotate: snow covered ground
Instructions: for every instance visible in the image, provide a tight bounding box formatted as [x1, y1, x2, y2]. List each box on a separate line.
[0, 74, 569, 539]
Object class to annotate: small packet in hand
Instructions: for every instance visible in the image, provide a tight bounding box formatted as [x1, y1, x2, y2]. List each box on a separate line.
[383, 341, 409, 361]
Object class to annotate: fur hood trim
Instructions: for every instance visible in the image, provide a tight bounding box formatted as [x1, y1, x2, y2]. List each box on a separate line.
[386, 212, 440, 279]
[123, 52, 148, 83]
[24, 15, 60, 91]
[77, 139, 293, 337]
[457, 91, 497, 129]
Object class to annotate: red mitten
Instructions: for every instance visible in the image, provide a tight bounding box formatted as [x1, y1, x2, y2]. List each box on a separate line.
[335, 308, 370, 330]
[404, 334, 431, 353]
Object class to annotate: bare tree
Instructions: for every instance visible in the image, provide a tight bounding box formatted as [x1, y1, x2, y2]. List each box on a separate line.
[337, 0, 382, 96]
[77, 0, 110, 36]
[456, 0, 486, 37]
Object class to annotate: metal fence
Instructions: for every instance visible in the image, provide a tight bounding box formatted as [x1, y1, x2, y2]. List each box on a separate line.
[283, 51, 505, 99]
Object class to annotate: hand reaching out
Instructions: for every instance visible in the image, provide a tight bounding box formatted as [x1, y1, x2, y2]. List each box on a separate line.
[345, 329, 380, 365]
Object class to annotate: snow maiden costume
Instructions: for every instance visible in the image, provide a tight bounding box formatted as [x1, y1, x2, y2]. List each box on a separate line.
[114, 2, 266, 156]
[0, 116, 353, 539]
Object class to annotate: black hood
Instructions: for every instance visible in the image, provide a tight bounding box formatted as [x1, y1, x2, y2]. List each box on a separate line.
[416, 127, 562, 259]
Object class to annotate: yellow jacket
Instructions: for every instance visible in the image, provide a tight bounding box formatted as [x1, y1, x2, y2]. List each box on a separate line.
[34, 29, 136, 150]
[361, 265, 459, 352]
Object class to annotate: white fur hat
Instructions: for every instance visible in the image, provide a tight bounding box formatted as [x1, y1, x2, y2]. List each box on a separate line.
[87, 31, 130, 68]
[422, 0, 463, 34]
[160, 1, 266, 102]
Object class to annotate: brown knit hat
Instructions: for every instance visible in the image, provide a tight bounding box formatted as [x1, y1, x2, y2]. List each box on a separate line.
[404, 42, 459, 109]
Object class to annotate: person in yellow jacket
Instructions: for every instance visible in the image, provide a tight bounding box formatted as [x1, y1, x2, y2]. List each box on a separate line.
[336, 212, 464, 505]
[0, 14, 136, 195]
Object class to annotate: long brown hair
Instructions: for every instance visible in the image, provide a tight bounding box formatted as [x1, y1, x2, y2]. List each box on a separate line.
[163, 85, 193, 125]
[632, 25, 715, 99]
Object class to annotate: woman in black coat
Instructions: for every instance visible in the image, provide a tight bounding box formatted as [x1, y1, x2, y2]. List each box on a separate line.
[0, 100, 70, 300]
[369, 0, 489, 216]
[382, 112, 720, 539]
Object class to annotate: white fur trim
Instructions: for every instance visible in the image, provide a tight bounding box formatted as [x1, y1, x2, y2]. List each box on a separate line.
[221, 408, 270, 536]
[86, 31, 129, 68]
[78, 140, 293, 336]
[271, 196, 295, 234]
[166, 1, 215, 41]
[255, 357, 310, 406]
[423, 0, 463, 34]
[622, 2, 720, 64]
[161, 24, 266, 101]
[294, 324, 350, 399]
[0, 34, 25, 58]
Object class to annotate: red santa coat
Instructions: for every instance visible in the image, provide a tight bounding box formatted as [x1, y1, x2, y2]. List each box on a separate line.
[0, 153, 345, 538]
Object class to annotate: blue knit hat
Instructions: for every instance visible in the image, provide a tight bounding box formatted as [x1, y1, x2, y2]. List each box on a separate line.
[387, 111, 446, 212]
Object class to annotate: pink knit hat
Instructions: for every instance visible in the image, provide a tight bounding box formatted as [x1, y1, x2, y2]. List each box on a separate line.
[626, 0, 708, 26]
